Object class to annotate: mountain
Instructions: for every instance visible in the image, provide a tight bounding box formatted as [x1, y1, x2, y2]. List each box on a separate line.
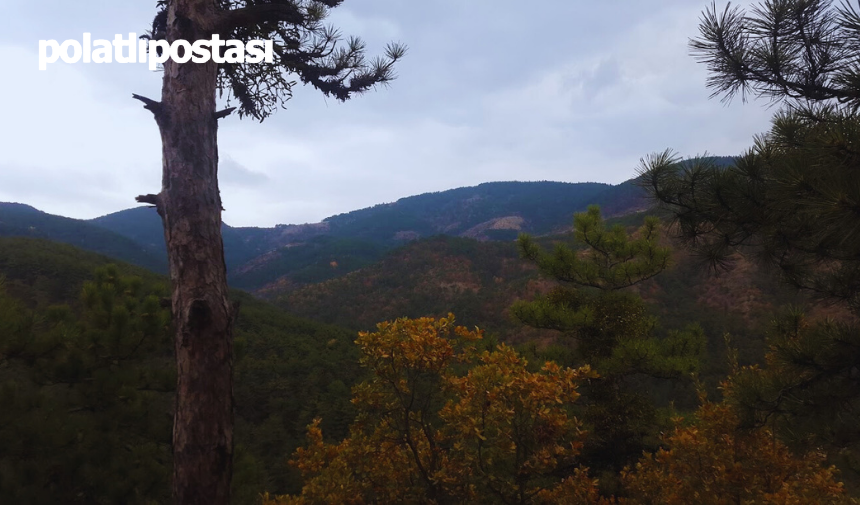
[90, 206, 276, 271]
[5, 159, 742, 293]
[270, 212, 846, 377]
[0, 202, 168, 273]
[3, 178, 653, 291]
[320, 181, 617, 241]
[232, 180, 652, 290]
[73, 179, 650, 290]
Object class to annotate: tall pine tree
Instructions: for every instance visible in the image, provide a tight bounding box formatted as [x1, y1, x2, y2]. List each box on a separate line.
[513, 206, 704, 485]
[135, 2, 404, 502]
[639, 0, 860, 482]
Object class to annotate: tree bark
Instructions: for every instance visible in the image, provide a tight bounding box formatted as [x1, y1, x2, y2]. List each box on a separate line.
[144, 1, 235, 504]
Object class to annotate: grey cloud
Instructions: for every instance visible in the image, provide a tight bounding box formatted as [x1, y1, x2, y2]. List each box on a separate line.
[1, 0, 777, 227]
[219, 155, 270, 187]
[0, 163, 133, 217]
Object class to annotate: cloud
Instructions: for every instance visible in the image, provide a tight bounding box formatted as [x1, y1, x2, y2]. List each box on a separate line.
[1, 0, 777, 227]
[219, 155, 269, 188]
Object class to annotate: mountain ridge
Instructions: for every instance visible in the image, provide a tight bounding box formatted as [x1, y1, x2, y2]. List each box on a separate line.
[1, 176, 659, 291]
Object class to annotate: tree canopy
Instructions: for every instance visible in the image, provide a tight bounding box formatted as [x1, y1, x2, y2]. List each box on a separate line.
[267, 315, 609, 505]
[690, 0, 860, 110]
[147, 0, 406, 121]
[639, 0, 860, 487]
[512, 206, 704, 488]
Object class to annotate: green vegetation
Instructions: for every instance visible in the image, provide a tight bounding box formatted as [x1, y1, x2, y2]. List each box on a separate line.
[6, 0, 860, 500]
[0, 238, 360, 503]
[3, 192, 857, 501]
[229, 236, 388, 291]
[638, 0, 860, 493]
[513, 206, 705, 490]
[276, 235, 537, 339]
[91, 206, 275, 272]
[644, 108, 860, 484]
[323, 181, 616, 241]
[0, 264, 173, 504]
[0, 203, 167, 273]
[68, 179, 654, 294]
[270, 314, 854, 505]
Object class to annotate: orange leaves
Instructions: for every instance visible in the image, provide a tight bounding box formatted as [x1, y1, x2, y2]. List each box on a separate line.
[439, 344, 598, 502]
[263, 314, 857, 504]
[356, 313, 481, 378]
[267, 315, 604, 504]
[621, 401, 856, 505]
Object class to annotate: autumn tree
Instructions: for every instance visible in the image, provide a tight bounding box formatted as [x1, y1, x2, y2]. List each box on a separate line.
[133, 1, 404, 503]
[264, 315, 610, 505]
[639, 0, 860, 472]
[512, 206, 704, 480]
[621, 397, 855, 505]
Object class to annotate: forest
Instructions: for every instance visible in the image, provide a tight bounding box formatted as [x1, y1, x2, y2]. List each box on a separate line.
[3, 0, 860, 503]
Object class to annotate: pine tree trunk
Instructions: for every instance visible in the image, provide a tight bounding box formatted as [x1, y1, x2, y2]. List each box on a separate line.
[141, 1, 234, 503]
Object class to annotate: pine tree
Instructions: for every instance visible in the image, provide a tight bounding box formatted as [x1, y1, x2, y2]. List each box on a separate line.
[639, 0, 860, 475]
[134, 2, 404, 502]
[689, 0, 860, 110]
[0, 266, 173, 504]
[512, 206, 704, 484]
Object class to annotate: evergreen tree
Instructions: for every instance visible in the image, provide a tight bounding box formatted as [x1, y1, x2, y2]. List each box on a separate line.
[640, 0, 860, 476]
[134, 2, 404, 501]
[512, 206, 704, 486]
[0, 266, 173, 504]
[689, 0, 860, 110]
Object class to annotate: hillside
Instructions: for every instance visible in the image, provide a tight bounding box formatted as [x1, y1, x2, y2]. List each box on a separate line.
[83, 179, 650, 291]
[90, 206, 278, 270]
[0, 237, 361, 502]
[1, 171, 723, 294]
[0, 203, 167, 273]
[270, 213, 839, 381]
[273, 235, 545, 340]
[320, 181, 617, 241]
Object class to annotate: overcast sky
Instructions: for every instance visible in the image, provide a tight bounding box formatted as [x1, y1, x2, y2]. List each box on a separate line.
[0, 0, 774, 227]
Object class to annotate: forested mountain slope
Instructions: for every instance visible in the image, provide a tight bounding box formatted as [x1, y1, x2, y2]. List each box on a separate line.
[271, 213, 839, 382]
[0, 237, 361, 503]
[4, 169, 738, 294]
[85, 179, 653, 290]
[0, 203, 167, 273]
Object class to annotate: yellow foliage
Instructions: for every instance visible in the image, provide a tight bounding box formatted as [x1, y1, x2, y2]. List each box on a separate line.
[264, 315, 605, 504]
[621, 400, 856, 505]
[262, 315, 856, 504]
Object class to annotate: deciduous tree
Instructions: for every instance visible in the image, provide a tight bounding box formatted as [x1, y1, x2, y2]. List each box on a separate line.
[265, 315, 609, 505]
[622, 398, 855, 505]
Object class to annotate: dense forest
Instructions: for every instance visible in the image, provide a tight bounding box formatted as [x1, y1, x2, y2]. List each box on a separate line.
[4, 0, 860, 503]
[3, 188, 859, 503]
[0, 238, 361, 503]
